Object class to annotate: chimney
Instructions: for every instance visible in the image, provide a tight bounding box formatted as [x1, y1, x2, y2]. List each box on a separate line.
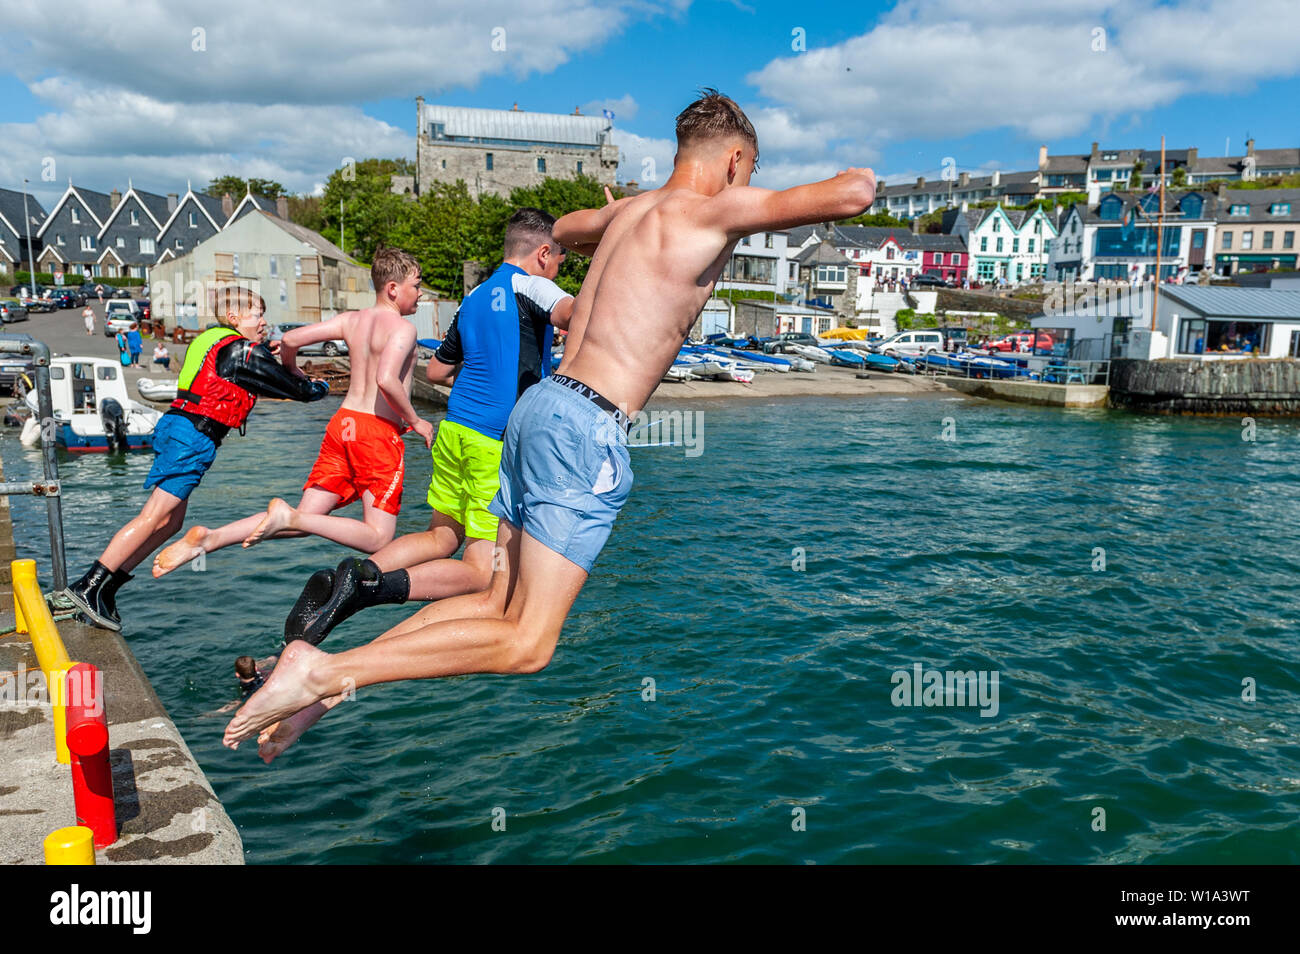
[167, 192, 178, 213]
[1217, 182, 1228, 203]
[1038, 145, 1048, 169]
[276, 196, 289, 219]
[1246, 138, 1255, 157]
[1186, 146, 1197, 165]
[109, 188, 121, 209]
[916, 176, 925, 189]
[958, 171, 970, 187]
[1090, 141, 1099, 159]
[221, 192, 234, 219]
[991, 170, 1001, 187]
[512, 102, 520, 111]
[573, 106, 581, 115]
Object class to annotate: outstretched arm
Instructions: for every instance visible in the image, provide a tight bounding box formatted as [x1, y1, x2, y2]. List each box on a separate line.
[553, 186, 630, 256]
[216, 340, 329, 402]
[279, 314, 349, 373]
[700, 168, 877, 240]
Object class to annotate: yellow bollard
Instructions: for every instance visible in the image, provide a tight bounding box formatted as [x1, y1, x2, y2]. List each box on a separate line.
[14, 583, 27, 634]
[12, 560, 74, 764]
[44, 826, 96, 865]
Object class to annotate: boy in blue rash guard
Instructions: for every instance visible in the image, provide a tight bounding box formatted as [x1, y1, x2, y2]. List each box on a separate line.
[63, 286, 329, 631]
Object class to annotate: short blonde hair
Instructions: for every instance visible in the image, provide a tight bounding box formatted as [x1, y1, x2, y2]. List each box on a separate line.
[211, 285, 266, 327]
[371, 245, 420, 292]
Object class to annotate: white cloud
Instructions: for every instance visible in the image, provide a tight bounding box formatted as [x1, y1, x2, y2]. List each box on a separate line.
[746, 0, 1300, 178]
[581, 94, 640, 121]
[609, 129, 675, 186]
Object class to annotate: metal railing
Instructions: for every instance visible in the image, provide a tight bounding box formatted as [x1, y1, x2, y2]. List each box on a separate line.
[0, 338, 68, 590]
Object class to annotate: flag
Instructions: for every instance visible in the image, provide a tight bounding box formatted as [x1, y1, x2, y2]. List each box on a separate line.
[602, 109, 615, 121]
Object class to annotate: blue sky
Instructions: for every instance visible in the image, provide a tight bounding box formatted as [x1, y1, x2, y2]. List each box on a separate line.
[2, 0, 1298, 208]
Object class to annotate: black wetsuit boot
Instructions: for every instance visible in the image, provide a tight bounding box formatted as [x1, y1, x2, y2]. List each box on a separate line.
[284, 568, 337, 644]
[290, 557, 410, 647]
[64, 561, 131, 632]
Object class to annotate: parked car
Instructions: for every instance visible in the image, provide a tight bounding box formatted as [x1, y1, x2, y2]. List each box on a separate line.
[763, 331, 820, 353]
[134, 299, 151, 321]
[9, 284, 47, 298]
[271, 322, 349, 356]
[912, 272, 951, 288]
[871, 330, 945, 357]
[0, 301, 30, 324]
[49, 290, 87, 309]
[0, 332, 36, 393]
[20, 293, 56, 313]
[112, 286, 134, 299]
[988, 330, 1055, 353]
[104, 299, 141, 335]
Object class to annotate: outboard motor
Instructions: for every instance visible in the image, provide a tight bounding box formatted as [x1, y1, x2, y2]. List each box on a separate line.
[99, 398, 129, 453]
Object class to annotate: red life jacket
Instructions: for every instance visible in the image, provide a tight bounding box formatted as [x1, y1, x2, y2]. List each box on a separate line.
[170, 327, 258, 428]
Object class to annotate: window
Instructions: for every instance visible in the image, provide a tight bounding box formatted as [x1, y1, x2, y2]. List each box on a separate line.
[70, 208, 80, 224]
[295, 256, 302, 278]
[992, 218, 1000, 232]
[280, 279, 287, 305]
[440, 159, 446, 169]
[1098, 195, 1123, 220]
[980, 237, 987, 252]
[1230, 204, 1250, 216]
[1012, 238, 1019, 253]
[1028, 238, 1035, 253]
[175, 238, 183, 249]
[1222, 232, 1232, 249]
[485, 153, 493, 171]
[233, 253, 239, 276]
[1180, 194, 1203, 218]
[188, 211, 198, 228]
[951, 253, 960, 265]
[116, 237, 125, 248]
[1034, 219, 1042, 234]
[996, 237, 1003, 253]
[577, 161, 583, 175]
[536, 157, 546, 173]
[788, 262, 797, 280]
[815, 265, 846, 284]
[1270, 203, 1291, 215]
[130, 210, 139, 226]
[740, 235, 749, 245]
[270, 256, 278, 277]
[80, 235, 95, 251]
[1285, 231, 1295, 249]
[886, 246, 895, 259]
[138, 238, 154, 254]
[1263, 231, 1274, 249]
[1241, 231, 1253, 250]
[764, 233, 773, 249]
[1015, 263, 1024, 280]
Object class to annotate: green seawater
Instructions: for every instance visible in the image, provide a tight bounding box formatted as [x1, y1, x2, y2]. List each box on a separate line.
[4, 392, 1299, 863]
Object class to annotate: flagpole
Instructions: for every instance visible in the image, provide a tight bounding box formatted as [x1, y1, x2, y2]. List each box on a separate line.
[1152, 135, 1165, 332]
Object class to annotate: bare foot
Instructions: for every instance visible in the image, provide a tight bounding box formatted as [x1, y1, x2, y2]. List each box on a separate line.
[153, 526, 209, 578]
[256, 692, 344, 763]
[223, 640, 330, 748]
[243, 498, 296, 548]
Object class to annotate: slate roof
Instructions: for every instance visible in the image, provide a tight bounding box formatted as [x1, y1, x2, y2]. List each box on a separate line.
[1160, 285, 1300, 320]
[0, 188, 46, 236]
[1215, 188, 1300, 223]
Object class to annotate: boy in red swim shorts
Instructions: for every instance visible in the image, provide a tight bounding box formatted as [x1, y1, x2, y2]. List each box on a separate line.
[153, 247, 434, 577]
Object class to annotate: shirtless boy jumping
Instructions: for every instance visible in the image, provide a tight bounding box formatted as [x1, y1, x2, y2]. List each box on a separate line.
[154, 246, 433, 577]
[223, 89, 876, 757]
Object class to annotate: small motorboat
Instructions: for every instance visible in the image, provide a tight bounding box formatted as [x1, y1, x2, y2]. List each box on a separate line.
[828, 349, 866, 368]
[26, 356, 161, 452]
[136, 377, 178, 403]
[789, 344, 834, 364]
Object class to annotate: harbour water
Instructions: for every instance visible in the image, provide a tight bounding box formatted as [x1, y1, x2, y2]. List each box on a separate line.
[4, 393, 1299, 863]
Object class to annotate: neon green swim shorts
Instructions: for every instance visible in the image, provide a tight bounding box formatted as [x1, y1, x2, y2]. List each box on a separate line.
[426, 419, 504, 540]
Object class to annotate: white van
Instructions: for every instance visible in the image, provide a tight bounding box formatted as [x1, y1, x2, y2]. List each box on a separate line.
[872, 330, 944, 357]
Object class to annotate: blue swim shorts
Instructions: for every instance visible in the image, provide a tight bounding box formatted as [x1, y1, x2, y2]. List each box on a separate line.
[144, 412, 219, 501]
[489, 375, 633, 573]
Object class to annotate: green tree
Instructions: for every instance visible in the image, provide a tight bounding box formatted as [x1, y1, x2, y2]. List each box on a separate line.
[841, 210, 909, 227]
[206, 175, 287, 199]
[319, 158, 417, 263]
[506, 174, 618, 295]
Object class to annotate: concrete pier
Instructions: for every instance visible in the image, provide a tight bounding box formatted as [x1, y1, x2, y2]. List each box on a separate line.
[0, 455, 243, 864]
[943, 377, 1110, 408]
[1110, 358, 1300, 415]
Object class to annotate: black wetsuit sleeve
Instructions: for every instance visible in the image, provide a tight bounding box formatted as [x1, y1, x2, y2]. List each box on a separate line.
[215, 339, 330, 402]
[433, 311, 463, 366]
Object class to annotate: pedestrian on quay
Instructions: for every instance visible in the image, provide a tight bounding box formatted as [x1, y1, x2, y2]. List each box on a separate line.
[127, 322, 143, 368]
[153, 342, 171, 371]
[116, 329, 131, 367]
[82, 304, 95, 335]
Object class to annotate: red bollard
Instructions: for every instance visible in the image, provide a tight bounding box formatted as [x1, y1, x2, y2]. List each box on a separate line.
[64, 663, 116, 848]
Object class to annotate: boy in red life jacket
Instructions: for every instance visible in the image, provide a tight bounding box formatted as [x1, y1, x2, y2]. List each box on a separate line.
[63, 286, 330, 631]
[151, 247, 434, 577]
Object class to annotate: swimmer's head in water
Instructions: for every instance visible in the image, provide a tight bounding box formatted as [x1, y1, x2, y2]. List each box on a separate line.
[675, 88, 759, 185]
[234, 655, 257, 680]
